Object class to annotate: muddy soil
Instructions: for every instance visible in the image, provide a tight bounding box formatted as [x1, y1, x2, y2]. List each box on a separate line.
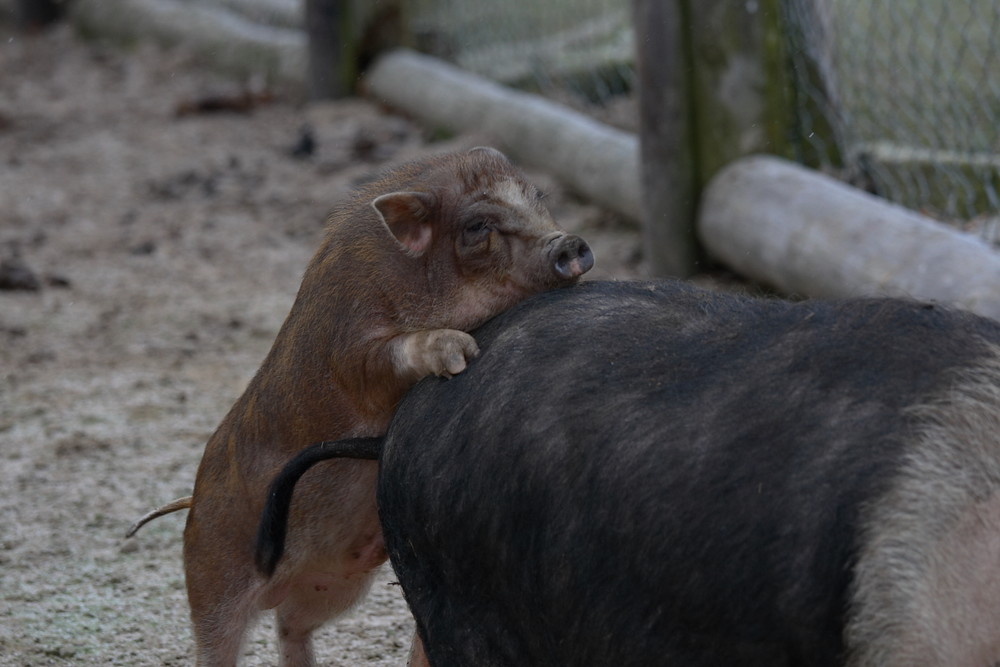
[0, 22, 646, 666]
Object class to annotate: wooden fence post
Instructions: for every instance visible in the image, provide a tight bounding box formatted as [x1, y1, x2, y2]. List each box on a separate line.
[633, 0, 796, 276]
[632, 0, 699, 277]
[686, 0, 795, 183]
[305, 0, 346, 99]
[15, 0, 64, 29]
[305, 0, 409, 100]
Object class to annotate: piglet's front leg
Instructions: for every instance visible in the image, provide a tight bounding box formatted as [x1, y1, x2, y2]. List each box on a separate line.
[390, 329, 480, 380]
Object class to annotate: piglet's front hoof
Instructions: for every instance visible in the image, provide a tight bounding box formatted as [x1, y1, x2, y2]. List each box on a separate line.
[393, 329, 480, 381]
[427, 329, 480, 378]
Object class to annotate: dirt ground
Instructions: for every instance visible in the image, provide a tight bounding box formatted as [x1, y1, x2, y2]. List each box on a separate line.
[0, 22, 646, 666]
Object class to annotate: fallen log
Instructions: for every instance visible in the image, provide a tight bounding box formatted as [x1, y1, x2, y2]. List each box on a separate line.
[699, 155, 1000, 320]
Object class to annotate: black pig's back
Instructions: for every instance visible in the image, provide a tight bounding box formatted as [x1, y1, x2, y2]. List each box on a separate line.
[378, 280, 1000, 667]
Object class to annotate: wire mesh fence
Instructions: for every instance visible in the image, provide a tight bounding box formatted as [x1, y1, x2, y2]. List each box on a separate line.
[407, 0, 636, 130]
[783, 0, 1000, 240]
[407, 0, 1000, 241]
[157, 0, 1000, 241]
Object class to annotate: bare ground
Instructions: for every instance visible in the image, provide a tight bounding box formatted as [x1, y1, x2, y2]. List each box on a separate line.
[0, 22, 644, 666]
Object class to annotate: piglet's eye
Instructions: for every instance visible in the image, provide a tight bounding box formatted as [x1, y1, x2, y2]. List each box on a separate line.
[462, 219, 492, 246]
[466, 220, 489, 233]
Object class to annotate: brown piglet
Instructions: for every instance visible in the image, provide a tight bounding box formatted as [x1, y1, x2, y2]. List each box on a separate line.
[157, 147, 591, 666]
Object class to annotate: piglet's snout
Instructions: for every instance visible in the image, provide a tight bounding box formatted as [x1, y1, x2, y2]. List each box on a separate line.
[548, 234, 594, 281]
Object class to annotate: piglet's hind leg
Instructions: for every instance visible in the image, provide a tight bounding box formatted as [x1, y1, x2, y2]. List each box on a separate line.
[275, 572, 377, 667]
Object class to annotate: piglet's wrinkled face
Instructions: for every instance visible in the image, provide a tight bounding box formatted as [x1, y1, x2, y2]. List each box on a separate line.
[372, 147, 593, 332]
[439, 167, 593, 330]
[453, 176, 592, 283]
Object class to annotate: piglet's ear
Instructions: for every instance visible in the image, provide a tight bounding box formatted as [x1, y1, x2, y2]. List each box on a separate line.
[372, 191, 435, 256]
[468, 146, 510, 162]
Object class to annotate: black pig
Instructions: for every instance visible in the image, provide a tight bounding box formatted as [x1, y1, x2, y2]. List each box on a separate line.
[258, 280, 1000, 666]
